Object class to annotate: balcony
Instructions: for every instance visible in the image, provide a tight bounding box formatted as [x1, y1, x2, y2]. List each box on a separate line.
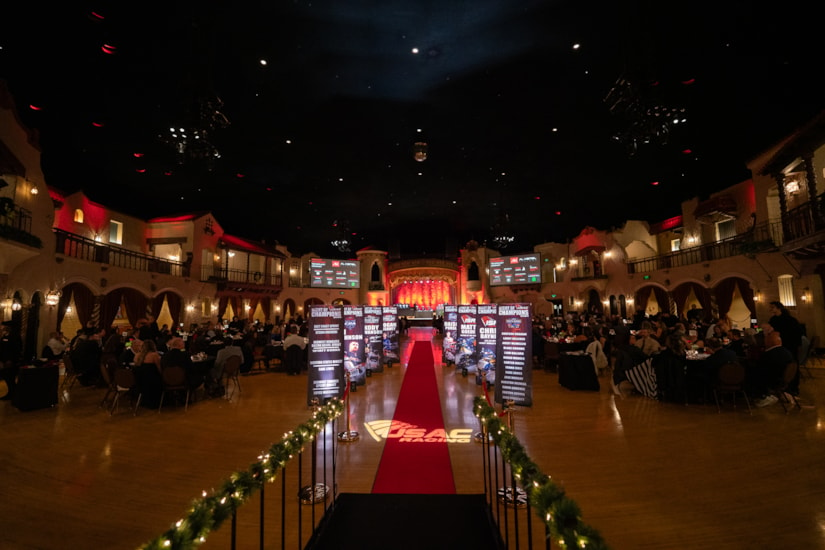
[54, 229, 184, 276]
[201, 265, 283, 293]
[627, 221, 781, 274]
[781, 194, 825, 259]
[0, 201, 40, 248]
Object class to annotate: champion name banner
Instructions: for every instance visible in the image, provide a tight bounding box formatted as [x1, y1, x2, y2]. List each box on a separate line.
[455, 304, 478, 370]
[442, 305, 458, 364]
[382, 306, 399, 366]
[476, 304, 498, 384]
[306, 305, 345, 406]
[494, 303, 533, 406]
[343, 305, 367, 386]
[363, 305, 384, 373]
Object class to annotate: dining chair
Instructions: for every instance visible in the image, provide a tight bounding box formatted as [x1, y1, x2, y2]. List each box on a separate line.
[252, 345, 269, 371]
[222, 355, 243, 399]
[712, 362, 751, 414]
[60, 354, 78, 392]
[110, 367, 142, 415]
[543, 341, 561, 372]
[771, 361, 802, 414]
[99, 360, 118, 410]
[158, 365, 190, 412]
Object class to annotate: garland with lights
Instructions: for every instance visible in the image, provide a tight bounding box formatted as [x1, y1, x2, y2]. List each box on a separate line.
[138, 398, 344, 550]
[473, 397, 608, 549]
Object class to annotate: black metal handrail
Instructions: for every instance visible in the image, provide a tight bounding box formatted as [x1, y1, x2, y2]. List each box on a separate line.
[54, 229, 185, 276]
[0, 202, 40, 248]
[627, 221, 782, 274]
[200, 265, 282, 286]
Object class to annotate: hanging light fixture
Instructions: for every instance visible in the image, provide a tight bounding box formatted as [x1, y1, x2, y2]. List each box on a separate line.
[45, 290, 62, 307]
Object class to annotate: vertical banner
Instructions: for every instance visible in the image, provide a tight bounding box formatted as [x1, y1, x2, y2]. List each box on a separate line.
[495, 303, 533, 406]
[363, 305, 384, 373]
[306, 305, 345, 406]
[455, 304, 478, 373]
[343, 305, 367, 386]
[476, 304, 498, 385]
[381, 306, 399, 366]
[442, 304, 458, 365]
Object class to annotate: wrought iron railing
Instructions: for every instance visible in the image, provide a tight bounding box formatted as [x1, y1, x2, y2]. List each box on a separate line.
[0, 202, 40, 248]
[200, 265, 282, 286]
[627, 221, 782, 274]
[54, 229, 184, 276]
[784, 195, 825, 242]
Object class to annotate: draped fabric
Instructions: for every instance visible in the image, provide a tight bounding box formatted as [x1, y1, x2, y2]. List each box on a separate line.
[249, 297, 260, 321]
[218, 295, 228, 320]
[635, 287, 650, 313]
[671, 282, 712, 321]
[100, 288, 126, 330]
[738, 280, 757, 320]
[151, 294, 166, 318]
[714, 278, 738, 321]
[625, 358, 658, 398]
[122, 289, 148, 327]
[63, 283, 95, 329]
[260, 297, 270, 321]
[165, 293, 182, 326]
[57, 287, 72, 328]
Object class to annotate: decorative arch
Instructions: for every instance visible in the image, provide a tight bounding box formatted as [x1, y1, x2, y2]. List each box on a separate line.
[634, 284, 669, 316]
[671, 281, 712, 321]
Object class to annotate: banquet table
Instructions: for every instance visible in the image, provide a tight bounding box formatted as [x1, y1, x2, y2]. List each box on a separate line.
[653, 353, 711, 403]
[558, 351, 600, 391]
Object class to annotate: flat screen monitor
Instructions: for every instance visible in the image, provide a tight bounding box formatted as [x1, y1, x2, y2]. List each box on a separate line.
[488, 253, 542, 286]
[309, 258, 361, 288]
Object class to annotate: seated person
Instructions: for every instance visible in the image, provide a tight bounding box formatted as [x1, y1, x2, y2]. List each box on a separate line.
[162, 337, 201, 390]
[634, 322, 662, 357]
[725, 329, 748, 358]
[283, 327, 307, 375]
[210, 339, 244, 385]
[651, 332, 688, 402]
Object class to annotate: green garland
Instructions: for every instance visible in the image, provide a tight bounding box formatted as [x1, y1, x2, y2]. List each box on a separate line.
[473, 397, 609, 550]
[138, 398, 344, 550]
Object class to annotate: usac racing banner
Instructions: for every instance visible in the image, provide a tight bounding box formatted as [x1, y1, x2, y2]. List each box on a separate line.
[455, 304, 478, 371]
[494, 303, 533, 406]
[381, 305, 400, 366]
[363, 305, 384, 373]
[343, 305, 367, 386]
[306, 305, 345, 406]
[476, 304, 498, 385]
[442, 305, 459, 364]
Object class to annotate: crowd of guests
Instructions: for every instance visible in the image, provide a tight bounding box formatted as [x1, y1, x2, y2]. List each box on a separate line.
[532, 301, 811, 408]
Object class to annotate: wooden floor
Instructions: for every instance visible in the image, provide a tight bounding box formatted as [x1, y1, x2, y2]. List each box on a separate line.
[2, 327, 825, 550]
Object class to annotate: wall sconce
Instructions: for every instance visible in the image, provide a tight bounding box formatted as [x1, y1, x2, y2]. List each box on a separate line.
[753, 291, 761, 303]
[11, 300, 22, 311]
[65, 305, 73, 314]
[626, 297, 635, 305]
[228, 251, 235, 258]
[687, 236, 697, 245]
[45, 290, 62, 307]
[185, 304, 195, 312]
[1, 297, 11, 310]
[801, 288, 811, 303]
[569, 258, 578, 266]
[30, 186, 39, 195]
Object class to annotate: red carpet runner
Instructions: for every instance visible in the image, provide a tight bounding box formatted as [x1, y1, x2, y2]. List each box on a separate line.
[371, 341, 456, 494]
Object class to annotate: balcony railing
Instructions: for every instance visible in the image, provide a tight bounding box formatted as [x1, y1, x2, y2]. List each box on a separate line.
[201, 265, 282, 287]
[54, 229, 184, 276]
[627, 221, 782, 274]
[0, 202, 41, 248]
[784, 194, 825, 242]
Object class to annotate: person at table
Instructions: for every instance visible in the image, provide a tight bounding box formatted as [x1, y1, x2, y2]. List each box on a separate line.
[44, 331, 67, 361]
[651, 332, 688, 402]
[725, 329, 748, 358]
[209, 339, 244, 386]
[611, 334, 650, 395]
[752, 328, 796, 407]
[71, 329, 104, 386]
[283, 327, 307, 375]
[699, 337, 739, 391]
[135, 339, 162, 372]
[161, 336, 202, 391]
[634, 322, 662, 357]
[584, 328, 609, 376]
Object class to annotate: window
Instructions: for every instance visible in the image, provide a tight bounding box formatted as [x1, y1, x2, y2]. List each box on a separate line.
[671, 239, 681, 252]
[716, 219, 735, 241]
[109, 220, 123, 244]
[73, 209, 84, 223]
[778, 275, 796, 307]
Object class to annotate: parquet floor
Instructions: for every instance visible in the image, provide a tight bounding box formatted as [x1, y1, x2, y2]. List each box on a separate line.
[2, 327, 824, 549]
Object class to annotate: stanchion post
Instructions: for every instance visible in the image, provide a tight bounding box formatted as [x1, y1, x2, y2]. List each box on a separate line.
[497, 400, 527, 509]
[299, 398, 330, 505]
[337, 370, 360, 442]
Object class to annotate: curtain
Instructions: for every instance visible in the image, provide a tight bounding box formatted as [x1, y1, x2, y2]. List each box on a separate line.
[123, 289, 148, 327]
[738, 280, 757, 320]
[653, 287, 669, 313]
[66, 283, 95, 328]
[100, 288, 125, 330]
[218, 295, 228, 320]
[635, 286, 650, 313]
[165, 293, 182, 326]
[671, 284, 691, 317]
[714, 278, 738, 321]
[249, 297, 260, 321]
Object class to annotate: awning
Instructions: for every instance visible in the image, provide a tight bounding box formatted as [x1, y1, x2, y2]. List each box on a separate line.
[575, 245, 605, 256]
[694, 195, 737, 224]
